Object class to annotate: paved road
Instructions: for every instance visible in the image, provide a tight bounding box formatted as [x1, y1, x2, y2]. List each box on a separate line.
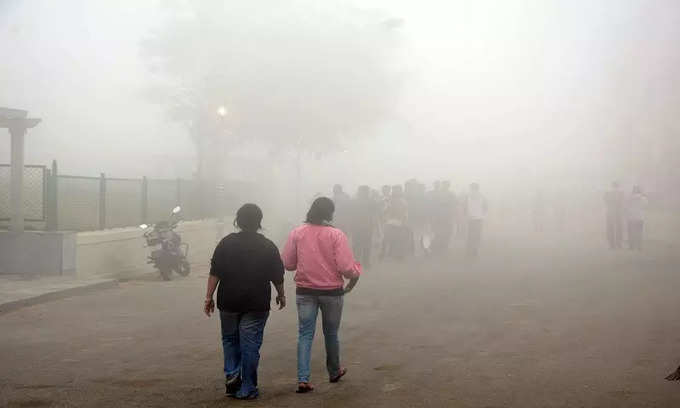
[2, 232, 680, 407]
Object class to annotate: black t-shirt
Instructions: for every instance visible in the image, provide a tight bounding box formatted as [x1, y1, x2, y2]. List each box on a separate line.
[210, 232, 284, 312]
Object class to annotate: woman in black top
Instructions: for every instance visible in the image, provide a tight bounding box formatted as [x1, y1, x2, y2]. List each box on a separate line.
[204, 203, 286, 400]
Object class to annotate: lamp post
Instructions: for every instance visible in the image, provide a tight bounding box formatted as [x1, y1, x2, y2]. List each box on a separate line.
[215, 105, 228, 241]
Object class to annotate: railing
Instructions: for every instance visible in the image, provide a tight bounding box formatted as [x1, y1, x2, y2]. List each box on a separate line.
[1, 161, 253, 232]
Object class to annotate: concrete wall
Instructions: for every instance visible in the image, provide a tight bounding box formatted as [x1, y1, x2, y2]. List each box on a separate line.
[76, 219, 231, 279]
[0, 231, 76, 276]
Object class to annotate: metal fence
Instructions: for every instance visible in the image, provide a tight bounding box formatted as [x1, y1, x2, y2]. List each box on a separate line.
[1, 162, 247, 232]
[0, 164, 47, 222]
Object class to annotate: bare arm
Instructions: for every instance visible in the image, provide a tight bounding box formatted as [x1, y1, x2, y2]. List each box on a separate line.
[273, 282, 286, 309]
[204, 274, 219, 317]
[344, 277, 359, 294]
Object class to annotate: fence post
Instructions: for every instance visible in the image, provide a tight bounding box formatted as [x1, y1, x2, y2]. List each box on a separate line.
[141, 176, 148, 224]
[99, 173, 106, 230]
[46, 160, 58, 231]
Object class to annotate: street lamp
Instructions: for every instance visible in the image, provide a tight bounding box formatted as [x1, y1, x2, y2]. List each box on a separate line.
[215, 105, 228, 241]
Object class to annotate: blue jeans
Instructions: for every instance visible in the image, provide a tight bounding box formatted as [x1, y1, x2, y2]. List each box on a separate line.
[296, 294, 344, 383]
[219, 310, 269, 396]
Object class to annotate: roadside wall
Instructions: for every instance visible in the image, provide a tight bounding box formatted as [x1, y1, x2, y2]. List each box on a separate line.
[76, 219, 231, 279]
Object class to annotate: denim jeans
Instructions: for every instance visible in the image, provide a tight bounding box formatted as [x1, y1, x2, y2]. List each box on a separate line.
[296, 294, 344, 383]
[219, 310, 269, 396]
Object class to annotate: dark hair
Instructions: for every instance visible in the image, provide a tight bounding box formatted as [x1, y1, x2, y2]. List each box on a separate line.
[306, 197, 334, 225]
[234, 203, 263, 231]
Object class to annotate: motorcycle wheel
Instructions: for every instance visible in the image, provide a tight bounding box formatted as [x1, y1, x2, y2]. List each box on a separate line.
[176, 260, 191, 277]
[160, 267, 172, 281]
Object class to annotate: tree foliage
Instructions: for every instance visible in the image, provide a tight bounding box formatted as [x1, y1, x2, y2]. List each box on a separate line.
[141, 1, 403, 156]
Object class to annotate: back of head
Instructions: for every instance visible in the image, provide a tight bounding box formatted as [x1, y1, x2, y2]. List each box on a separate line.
[235, 203, 263, 232]
[306, 197, 335, 225]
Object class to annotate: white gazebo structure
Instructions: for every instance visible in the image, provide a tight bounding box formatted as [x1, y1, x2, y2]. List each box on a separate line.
[0, 108, 75, 276]
[0, 107, 41, 232]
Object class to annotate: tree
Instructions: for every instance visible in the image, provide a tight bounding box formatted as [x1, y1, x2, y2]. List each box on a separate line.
[141, 1, 403, 177]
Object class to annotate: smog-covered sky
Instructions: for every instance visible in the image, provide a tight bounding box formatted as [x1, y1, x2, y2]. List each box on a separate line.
[1, 0, 679, 192]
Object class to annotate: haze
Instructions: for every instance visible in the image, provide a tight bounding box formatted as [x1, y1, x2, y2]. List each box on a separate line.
[2, 1, 680, 407]
[2, 0, 678, 193]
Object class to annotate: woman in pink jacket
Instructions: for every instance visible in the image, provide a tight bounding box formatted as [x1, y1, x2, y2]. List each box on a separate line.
[281, 197, 361, 393]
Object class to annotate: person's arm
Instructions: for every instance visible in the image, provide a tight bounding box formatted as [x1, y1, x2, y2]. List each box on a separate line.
[281, 229, 298, 271]
[205, 274, 219, 317]
[273, 282, 286, 309]
[334, 231, 361, 293]
[205, 238, 225, 317]
[270, 243, 286, 310]
[344, 277, 359, 294]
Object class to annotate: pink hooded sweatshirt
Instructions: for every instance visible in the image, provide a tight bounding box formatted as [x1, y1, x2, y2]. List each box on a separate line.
[281, 224, 361, 290]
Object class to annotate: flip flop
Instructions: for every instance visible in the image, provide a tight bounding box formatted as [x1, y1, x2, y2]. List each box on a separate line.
[296, 382, 314, 393]
[330, 367, 347, 383]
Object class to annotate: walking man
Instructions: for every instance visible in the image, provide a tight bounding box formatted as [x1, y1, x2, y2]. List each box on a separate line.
[464, 183, 487, 258]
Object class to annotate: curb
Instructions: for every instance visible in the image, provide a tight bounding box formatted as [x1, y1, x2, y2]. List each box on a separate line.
[0, 279, 119, 316]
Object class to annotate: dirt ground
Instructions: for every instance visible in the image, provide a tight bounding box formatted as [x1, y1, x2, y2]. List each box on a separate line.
[2, 226, 680, 407]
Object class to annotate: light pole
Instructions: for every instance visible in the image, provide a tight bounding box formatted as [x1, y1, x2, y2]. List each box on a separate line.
[215, 105, 228, 241]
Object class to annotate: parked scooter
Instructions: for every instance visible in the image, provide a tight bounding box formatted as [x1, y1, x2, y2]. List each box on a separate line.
[140, 206, 190, 280]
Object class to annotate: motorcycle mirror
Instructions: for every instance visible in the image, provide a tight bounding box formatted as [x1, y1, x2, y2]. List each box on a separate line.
[139, 224, 149, 229]
[172, 206, 181, 214]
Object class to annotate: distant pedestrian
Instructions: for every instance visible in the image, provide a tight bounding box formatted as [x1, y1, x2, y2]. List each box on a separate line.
[406, 180, 428, 255]
[604, 181, 625, 249]
[464, 183, 487, 258]
[626, 186, 648, 250]
[351, 185, 378, 268]
[381, 185, 410, 260]
[204, 204, 286, 400]
[332, 184, 351, 234]
[431, 180, 457, 254]
[282, 197, 361, 393]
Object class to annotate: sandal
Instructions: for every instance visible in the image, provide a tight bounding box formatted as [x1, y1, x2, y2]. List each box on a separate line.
[330, 367, 347, 383]
[296, 382, 314, 393]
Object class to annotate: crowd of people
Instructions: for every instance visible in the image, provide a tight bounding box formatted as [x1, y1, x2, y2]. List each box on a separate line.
[330, 180, 489, 266]
[202, 179, 651, 400]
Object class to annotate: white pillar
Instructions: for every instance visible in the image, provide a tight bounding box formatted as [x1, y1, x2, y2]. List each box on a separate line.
[9, 126, 26, 232]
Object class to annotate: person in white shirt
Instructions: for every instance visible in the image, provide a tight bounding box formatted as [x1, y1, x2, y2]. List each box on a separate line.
[626, 185, 648, 250]
[464, 182, 488, 257]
